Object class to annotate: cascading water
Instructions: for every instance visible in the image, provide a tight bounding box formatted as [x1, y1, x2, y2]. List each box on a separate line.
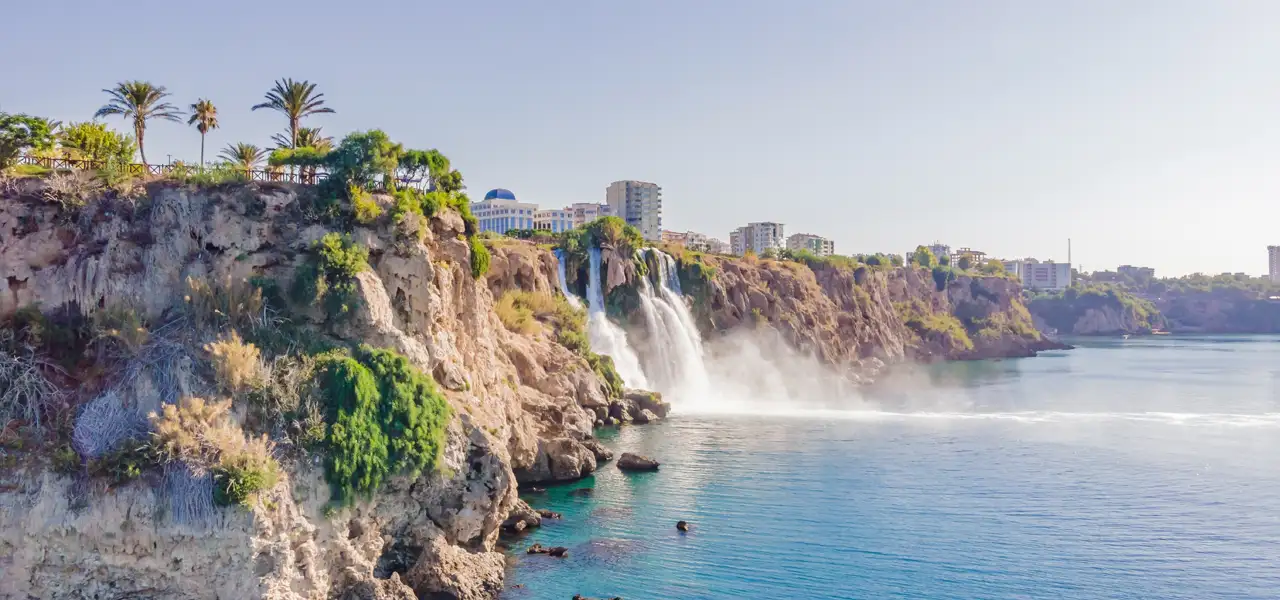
[584, 248, 649, 388]
[634, 249, 711, 403]
[553, 250, 582, 309]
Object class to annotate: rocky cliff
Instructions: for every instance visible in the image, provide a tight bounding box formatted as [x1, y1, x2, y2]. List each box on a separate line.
[1027, 287, 1164, 335]
[666, 252, 1059, 379]
[0, 178, 627, 599]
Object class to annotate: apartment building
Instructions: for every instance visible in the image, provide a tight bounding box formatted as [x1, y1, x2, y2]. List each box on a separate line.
[605, 181, 663, 241]
[730, 222, 786, 255]
[786, 233, 835, 257]
[1003, 259, 1073, 291]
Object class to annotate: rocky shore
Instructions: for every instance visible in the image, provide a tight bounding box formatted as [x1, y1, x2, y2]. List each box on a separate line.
[0, 177, 1061, 598]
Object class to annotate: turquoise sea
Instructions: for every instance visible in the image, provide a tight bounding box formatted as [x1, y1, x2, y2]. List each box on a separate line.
[502, 336, 1280, 599]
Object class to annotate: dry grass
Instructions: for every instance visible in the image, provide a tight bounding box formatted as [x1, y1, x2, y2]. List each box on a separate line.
[150, 397, 242, 466]
[495, 291, 542, 335]
[185, 275, 265, 332]
[205, 331, 265, 396]
[0, 350, 63, 433]
[41, 172, 100, 211]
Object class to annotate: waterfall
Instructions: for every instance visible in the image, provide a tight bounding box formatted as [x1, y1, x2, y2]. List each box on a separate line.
[634, 249, 711, 403]
[585, 247, 649, 388]
[553, 250, 582, 309]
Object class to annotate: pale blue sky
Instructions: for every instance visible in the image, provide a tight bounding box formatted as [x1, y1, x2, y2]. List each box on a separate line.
[3, 1, 1278, 276]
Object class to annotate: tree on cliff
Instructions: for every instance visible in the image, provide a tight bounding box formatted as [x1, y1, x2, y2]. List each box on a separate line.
[187, 99, 219, 168]
[252, 79, 334, 151]
[94, 81, 182, 165]
[219, 142, 264, 177]
[0, 112, 55, 168]
[911, 245, 937, 268]
[57, 122, 136, 164]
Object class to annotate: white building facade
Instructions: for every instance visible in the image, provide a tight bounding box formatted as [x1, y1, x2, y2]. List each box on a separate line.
[471, 189, 538, 234]
[1269, 247, 1280, 283]
[786, 233, 835, 257]
[606, 181, 663, 241]
[534, 208, 574, 233]
[568, 202, 613, 228]
[730, 222, 786, 255]
[1003, 259, 1072, 291]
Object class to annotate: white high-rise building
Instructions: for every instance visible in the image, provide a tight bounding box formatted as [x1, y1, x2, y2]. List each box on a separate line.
[1269, 246, 1280, 283]
[1003, 259, 1073, 291]
[730, 222, 786, 255]
[786, 233, 835, 257]
[605, 181, 663, 241]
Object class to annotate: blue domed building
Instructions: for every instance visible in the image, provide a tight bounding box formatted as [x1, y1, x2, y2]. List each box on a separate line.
[471, 188, 538, 234]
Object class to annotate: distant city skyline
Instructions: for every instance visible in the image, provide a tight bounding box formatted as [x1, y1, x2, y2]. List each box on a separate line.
[4, 1, 1278, 276]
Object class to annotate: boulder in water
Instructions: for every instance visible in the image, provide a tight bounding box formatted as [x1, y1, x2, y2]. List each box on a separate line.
[631, 409, 658, 425]
[536, 509, 562, 520]
[547, 546, 569, 558]
[676, 520, 690, 532]
[582, 438, 614, 462]
[526, 543, 548, 555]
[625, 389, 669, 418]
[617, 453, 660, 471]
[502, 499, 542, 532]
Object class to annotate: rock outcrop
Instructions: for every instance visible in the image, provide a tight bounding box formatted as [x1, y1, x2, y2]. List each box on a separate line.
[0, 180, 634, 599]
[672, 253, 1063, 378]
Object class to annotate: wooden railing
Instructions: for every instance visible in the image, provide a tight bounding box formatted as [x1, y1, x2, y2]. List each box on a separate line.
[16, 155, 327, 185]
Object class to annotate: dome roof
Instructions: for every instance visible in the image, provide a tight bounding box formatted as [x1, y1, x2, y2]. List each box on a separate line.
[484, 188, 516, 201]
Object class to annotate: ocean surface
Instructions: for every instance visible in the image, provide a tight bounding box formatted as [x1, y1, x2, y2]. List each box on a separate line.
[501, 336, 1280, 599]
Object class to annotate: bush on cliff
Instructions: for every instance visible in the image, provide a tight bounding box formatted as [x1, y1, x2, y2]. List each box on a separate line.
[470, 235, 490, 278]
[316, 345, 451, 503]
[896, 299, 974, 352]
[291, 233, 369, 320]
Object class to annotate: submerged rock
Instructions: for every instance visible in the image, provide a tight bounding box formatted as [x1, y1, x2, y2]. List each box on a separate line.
[547, 546, 569, 558]
[570, 487, 594, 497]
[536, 509, 562, 520]
[617, 453, 660, 471]
[526, 543, 548, 555]
[676, 520, 689, 532]
[582, 438, 614, 462]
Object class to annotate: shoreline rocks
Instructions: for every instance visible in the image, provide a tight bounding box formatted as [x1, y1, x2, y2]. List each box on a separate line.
[616, 453, 660, 472]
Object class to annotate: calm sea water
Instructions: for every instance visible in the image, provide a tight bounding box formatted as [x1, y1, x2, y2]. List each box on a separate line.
[502, 336, 1280, 599]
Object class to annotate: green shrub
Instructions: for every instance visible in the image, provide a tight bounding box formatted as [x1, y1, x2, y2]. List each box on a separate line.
[88, 443, 153, 485]
[51, 444, 80, 474]
[213, 449, 280, 507]
[469, 236, 490, 278]
[315, 346, 451, 503]
[350, 185, 382, 224]
[586, 352, 625, 398]
[291, 233, 370, 320]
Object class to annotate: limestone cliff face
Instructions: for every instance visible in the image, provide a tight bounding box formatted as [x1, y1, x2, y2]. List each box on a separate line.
[0, 180, 612, 599]
[676, 254, 1058, 377]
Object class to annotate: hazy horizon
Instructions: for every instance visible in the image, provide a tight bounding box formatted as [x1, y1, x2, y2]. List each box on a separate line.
[3, 1, 1277, 277]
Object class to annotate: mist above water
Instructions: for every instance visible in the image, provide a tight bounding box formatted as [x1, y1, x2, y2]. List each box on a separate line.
[558, 248, 1280, 428]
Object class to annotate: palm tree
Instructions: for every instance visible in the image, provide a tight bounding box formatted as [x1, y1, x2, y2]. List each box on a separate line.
[251, 79, 335, 150]
[94, 81, 182, 165]
[187, 99, 219, 168]
[272, 126, 332, 151]
[219, 143, 264, 178]
[272, 127, 333, 183]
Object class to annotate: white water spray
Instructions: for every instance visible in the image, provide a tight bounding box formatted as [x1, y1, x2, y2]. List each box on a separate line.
[584, 248, 648, 388]
[634, 250, 711, 404]
[553, 250, 582, 309]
